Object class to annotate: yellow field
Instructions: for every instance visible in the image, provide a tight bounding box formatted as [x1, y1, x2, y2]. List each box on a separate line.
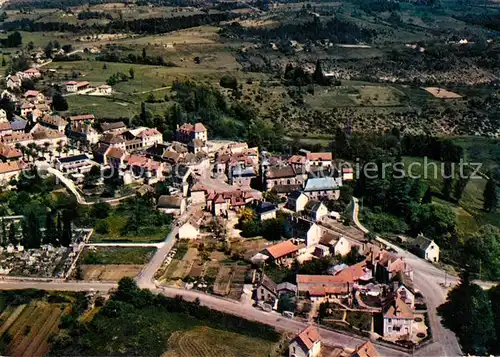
[423, 87, 463, 99]
[81, 264, 144, 281]
[164, 326, 277, 357]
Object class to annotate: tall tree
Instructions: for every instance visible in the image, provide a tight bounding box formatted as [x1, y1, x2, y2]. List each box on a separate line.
[8, 222, 17, 245]
[454, 166, 471, 202]
[45, 212, 58, 246]
[52, 92, 68, 111]
[60, 209, 72, 247]
[442, 161, 453, 201]
[483, 176, 498, 212]
[422, 186, 433, 204]
[438, 272, 496, 355]
[22, 208, 42, 249]
[0, 219, 6, 246]
[488, 285, 500, 354]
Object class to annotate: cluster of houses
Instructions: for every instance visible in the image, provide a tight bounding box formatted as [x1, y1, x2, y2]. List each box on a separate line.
[252, 232, 436, 342]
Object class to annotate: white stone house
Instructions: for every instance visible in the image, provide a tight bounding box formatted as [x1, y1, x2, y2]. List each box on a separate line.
[256, 274, 277, 302]
[304, 200, 328, 221]
[157, 195, 186, 215]
[383, 298, 414, 337]
[255, 201, 277, 221]
[412, 235, 439, 262]
[289, 326, 321, 357]
[286, 191, 309, 212]
[178, 219, 200, 239]
[334, 236, 352, 256]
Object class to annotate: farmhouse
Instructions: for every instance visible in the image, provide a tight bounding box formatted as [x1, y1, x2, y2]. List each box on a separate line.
[176, 122, 208, 143]
[289, 326, 321, 357]
[39, 114, 67, 132]
[23, 68, 41, 79]
[255, 201, 277, 221]
[261, 240, 299, 265]
[157, 195, 186, 215]
[256, 274, 277, 302]
[0, 160, 23, 183]
[383, 297, 414, 337]
[303, 177, 340, 200]
[304, 200, 328, 221]
[66, 81, 90, 92]
[96, 84, 112, 95]
[306, 152, 332, 167]
[412, 235, 439, 262]
[178, 219, 200, 239]
[351, 341, 379, 357]
[286, 191, 309, 212]
[56, 154, 94, 174]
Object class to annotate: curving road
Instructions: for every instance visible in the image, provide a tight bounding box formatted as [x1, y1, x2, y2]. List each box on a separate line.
[352, 197, 464, 357]
[0, 196, 479, 356]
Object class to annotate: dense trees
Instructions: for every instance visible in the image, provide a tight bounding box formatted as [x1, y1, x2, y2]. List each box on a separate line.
[221, 17, 374, 45]
[439, 273, 496, 355]
[50, 278, 280, 356]
[52, 92, 68, 111]
[463, 225, 500, 281]
[2, 13, 231, 35]
[0, 31, 22, 47]
[483, 176, 498, 212]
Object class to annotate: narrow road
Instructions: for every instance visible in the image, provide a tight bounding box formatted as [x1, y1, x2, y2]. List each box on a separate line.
[351, 197, 462, 356]
[34, 163, 135, 206]
[87, 242, 164, 248]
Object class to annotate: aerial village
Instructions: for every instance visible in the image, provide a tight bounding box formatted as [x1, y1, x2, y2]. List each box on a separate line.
[0, 65, 443, 356]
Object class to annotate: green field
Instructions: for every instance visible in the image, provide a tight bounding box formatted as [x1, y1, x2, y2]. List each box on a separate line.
[81, 247, 156, 265]
[402, 156, 496, 235]
[91, 215, 167, 243]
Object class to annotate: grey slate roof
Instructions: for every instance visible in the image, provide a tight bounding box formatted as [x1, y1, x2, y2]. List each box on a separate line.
[304, 177, 339, 191]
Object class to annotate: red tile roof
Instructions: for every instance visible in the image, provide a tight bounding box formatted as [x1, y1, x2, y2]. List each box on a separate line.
[352, 341, 379, 357]
[264, 240, 299, 259]
[306, 152, 332, 161]
[0, 160, 22, 174]
[106, 147, 125, 159]
[288, 155, 307, 165]
[69, 114, 95, 121]
[295, 326, 320, 351]
[194, 123, 207, 133]
[384, 297, 413, 319]
[24, 90, 40, 98]
[0, 122, 11, 131]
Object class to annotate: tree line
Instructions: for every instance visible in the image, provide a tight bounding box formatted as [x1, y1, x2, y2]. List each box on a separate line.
[2, 13, 231, 35]
[220, 16, 375, 45]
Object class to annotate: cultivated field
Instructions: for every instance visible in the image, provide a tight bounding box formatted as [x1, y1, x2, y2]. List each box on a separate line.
[80, 264, 144, 281]
[164, 326, 277, 357]
[424, 87, 463, 99]
[0, 301, 68, 357]
[158, 239, 250, 299]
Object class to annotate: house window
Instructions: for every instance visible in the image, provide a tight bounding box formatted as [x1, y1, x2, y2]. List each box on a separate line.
[261, 288, 264, 294]
[388, 319, 392, 323]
